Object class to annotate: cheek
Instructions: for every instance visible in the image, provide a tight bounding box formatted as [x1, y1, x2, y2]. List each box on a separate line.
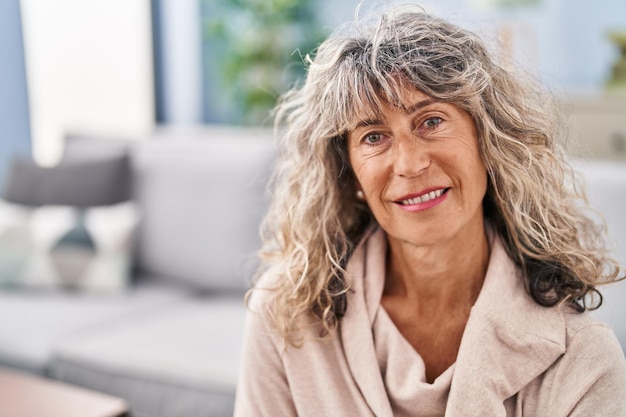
[349, 151, 380, 187]
[353, 160, 389, 196]
[352, 164, 372, 193]
[347, 147, 363, 184]
[446, 148, 487, 196]
[468, 159, 488, 202]
[472, 150, 488, 189]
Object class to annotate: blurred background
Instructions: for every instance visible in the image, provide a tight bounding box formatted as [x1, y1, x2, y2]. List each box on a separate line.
[1, 0, 626, 176]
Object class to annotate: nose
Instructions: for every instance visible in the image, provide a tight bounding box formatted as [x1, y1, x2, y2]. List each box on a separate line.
[391, 134, 430, 178]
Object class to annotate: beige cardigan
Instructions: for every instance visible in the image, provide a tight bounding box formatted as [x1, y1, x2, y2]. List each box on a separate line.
[234, 228, 626, 416]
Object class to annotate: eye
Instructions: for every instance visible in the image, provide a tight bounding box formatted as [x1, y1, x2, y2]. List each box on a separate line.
[423, 117, 442, 128]
[363, 132, 385, 145]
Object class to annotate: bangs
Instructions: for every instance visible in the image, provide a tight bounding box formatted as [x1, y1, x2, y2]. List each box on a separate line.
[325, 69, 385, 135]
[320, 58, 415, 136]
[304, 10, 490, 141]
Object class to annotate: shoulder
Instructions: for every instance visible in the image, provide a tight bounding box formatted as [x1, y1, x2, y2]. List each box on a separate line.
[560, 311, 624, 385]
[534, 311, 626, 415]
[556, 309, 626, 383]
[244, 272, 320, 348]
[561, 309, 624, 362]
[242, 272, 285, 345]
[247, 274, 277, 314]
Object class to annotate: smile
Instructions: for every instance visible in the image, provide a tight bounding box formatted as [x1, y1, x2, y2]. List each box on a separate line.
[397, 188, 449, 205]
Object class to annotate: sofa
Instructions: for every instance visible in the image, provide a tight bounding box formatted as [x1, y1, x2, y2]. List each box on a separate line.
[572, 159, 626, 350]
[0, 126, 275, 417]
[0, 126, 624, 417]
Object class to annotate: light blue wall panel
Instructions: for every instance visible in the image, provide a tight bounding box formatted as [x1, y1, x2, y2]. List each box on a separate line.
[0, 0, 31, 192]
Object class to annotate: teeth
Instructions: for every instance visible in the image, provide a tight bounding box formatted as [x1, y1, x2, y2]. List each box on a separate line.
[401, 189, 445, 205]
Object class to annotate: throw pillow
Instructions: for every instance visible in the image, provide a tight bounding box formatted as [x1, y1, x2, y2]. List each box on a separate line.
[2, 155, 131, 207]
[0, 199, 139, 292]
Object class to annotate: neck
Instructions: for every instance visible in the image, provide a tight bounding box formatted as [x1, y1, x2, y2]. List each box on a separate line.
[384, 218, 490, 315]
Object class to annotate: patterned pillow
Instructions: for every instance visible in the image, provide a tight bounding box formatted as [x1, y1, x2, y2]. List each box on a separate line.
[0, 199, 139, 292]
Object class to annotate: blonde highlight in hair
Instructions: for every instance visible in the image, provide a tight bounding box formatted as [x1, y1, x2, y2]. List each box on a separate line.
[251, 7, 624, 346]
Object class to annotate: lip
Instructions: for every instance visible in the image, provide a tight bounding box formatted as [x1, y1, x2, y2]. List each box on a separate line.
[393, 187, 450, 212]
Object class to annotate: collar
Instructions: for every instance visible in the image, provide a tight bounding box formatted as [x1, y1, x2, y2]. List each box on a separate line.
[341, 226, 567, 417]
[445, 231, 566, 416]
[341, 227, 393, 417]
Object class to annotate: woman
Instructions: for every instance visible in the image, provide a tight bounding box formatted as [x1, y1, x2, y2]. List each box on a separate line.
[235, 8, 626, 416]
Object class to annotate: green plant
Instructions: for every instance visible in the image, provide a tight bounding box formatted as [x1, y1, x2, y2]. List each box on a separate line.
[606, 31, 626, 91]
[203, 0, 327, 125]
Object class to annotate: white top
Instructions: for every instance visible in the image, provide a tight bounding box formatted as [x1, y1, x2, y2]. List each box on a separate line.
[374, 306, 454, 416]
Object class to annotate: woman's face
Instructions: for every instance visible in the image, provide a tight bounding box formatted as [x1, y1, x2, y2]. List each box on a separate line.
[346, 88, 488, 248]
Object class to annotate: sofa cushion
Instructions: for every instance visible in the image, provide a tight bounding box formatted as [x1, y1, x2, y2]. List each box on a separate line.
[574, 159, 626, 350]
[0, 200, 139, 293]
[62, 135, 132, 162]
[0, 281, 190, 374]
[3, 155, 131, 207]
[49, 297, 247, 417]
[130, 128, 275, 292]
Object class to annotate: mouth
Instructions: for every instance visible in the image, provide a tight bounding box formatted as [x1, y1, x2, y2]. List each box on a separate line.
[395, 188, 450, 205]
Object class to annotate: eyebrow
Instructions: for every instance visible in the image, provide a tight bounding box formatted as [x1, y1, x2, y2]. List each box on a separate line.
[353, 98, 438, 129]
[354, 118, 382, 129]
[404, 98, 437, 114]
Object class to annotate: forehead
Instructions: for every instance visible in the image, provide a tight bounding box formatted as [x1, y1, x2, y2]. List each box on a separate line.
[346, 86, 436, 128]
[388, 88, 435, 114]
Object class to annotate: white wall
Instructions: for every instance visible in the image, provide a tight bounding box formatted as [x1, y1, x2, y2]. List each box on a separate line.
[20, 0, 155, 166]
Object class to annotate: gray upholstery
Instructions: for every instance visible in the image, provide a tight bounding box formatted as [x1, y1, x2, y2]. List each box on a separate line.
[132, 131, 274, 292]
[575, 159, 626, 348]
[0, 281, 189, 375]
[62, 135, 131, 162]
[49, 297, 246, 417]
[0, 126, 276, 417]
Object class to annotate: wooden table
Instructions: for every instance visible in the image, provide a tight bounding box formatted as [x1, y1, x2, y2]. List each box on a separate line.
[0, 366, 128, 417]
